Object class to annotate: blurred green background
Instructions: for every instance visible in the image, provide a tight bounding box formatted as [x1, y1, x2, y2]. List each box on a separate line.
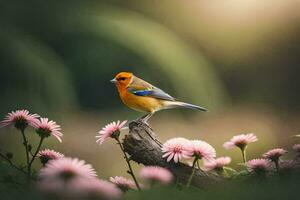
[0, 0, 300, 180]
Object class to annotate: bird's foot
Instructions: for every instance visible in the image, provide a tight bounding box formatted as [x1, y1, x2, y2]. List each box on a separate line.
[142, 121, 153, 131]
[133, 117, 153, 131]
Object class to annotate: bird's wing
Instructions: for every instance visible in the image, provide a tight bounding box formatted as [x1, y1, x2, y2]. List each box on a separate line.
[127, 76, 175, 101]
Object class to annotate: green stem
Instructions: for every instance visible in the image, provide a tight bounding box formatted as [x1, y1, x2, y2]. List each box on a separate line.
[20, 129, 30, 179]
[186, 158, 198, 187]
[196, 160, 201, 170]
[116, 138, 141, 190]
[241, 148, 247, 164]
[222, 168, 228, 177]
[28, 137, 44, 175]
[0, 152, 27, 175]
[274, 160, 280, 172]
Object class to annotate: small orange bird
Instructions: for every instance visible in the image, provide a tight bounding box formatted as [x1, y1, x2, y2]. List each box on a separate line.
[111, 72, 208, 123]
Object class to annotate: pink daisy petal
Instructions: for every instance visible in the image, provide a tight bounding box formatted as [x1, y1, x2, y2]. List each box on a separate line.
[39, 157, 97, 181]
[262, 148, 287, 161]
[38, 149, 64, 165]
[161, 137, 192, 163]
[246, 158, 272, 174]
[109, 176, 136, 191]
[119, 120, 127, 128]
[223, 133, 258, 150]
[96, 120, 127, 144]
[140, 166, 173, 185]
[162, 151, 172, 158]
[167, 153, 174, 162]
[0, 109, 39, 130]
[186, 140, 216, 162]
[73, 178, 123, 200]
[204, 156, 231, 171]
[33, 118, 63, 142]
[174, 153, 179, 163]
[178, 153, 182, 161]
[38, 177, 122, 200]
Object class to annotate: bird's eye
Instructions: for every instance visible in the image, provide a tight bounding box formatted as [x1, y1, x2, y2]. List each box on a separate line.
[118, 77, 126, 81]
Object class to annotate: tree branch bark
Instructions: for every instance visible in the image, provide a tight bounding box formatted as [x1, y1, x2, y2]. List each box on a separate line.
[122, 121, 224, 188]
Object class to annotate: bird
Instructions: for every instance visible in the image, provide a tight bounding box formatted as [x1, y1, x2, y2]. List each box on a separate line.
[110, 72, 208, 123]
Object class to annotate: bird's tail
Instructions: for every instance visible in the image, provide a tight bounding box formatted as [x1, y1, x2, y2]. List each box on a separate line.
[163, 101, 208, 112]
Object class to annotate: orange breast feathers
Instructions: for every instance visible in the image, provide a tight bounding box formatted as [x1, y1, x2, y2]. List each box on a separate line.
[118, 88, 164, 113]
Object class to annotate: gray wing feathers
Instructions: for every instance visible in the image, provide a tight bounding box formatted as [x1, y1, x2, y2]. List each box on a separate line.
[129, 76, 175, 101]
[148, 87, 175, 101]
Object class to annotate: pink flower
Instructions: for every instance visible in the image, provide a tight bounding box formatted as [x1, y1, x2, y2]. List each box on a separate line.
[33, 118, 63, 142]
[262, 148, 287, 162]
[38, 158, 115, 199]
[293, 144, 300, 153]
[109, 176, 136, 191]
[96, 120, 127, 144]
[39, 157, 97, 181]
[204, 156, 231, 171]
[246, 159, 272, 174]
[39, 177, 122, 200]
[187, 140, 216, 162]
[279, 160, 296, 172]
[72, 178, 123, 200]
[223, 133, 258, 150]
[38, 149, 64, 165]
[140, 166, 173, 185]
[0, 109, 39, 130]
[162, 137, 192, 163]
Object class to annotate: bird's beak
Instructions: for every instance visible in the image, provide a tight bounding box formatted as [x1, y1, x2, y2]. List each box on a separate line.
[110, 78, 117, 83]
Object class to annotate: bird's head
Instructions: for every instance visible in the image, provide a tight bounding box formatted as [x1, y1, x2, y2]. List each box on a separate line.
[111, 72, 133, 89]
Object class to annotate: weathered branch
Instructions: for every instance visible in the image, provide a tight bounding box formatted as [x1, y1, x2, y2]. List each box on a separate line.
[122, 121, 224, 188]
